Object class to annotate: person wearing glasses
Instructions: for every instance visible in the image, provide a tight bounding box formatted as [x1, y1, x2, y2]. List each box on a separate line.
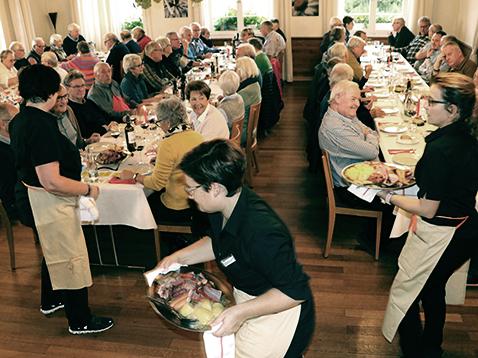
[51, 84, 100, 149]
[27, 37, 46, 65]
[104, 33, 130, 84]
[379, 73, 478, 357]
[9, 64, 113, 334]
[120, 98, 203, 230]
[9, 41, 29, 71]
[156, 139, 315, 357]
[120, 54, 164, 108]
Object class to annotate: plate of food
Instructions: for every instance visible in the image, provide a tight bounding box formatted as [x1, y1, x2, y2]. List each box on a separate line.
[342, 161, 415, 189]
[86, 142, 117, 153]
[380, 124, 408, 134]
[95, 147, 129, 168]
[147, 266, 234, 332]
[396, 133, 420, 145]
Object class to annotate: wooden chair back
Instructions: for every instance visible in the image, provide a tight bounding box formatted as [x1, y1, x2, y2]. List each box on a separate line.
[229, 114, 245, 146]
[246, 102, 261, 152]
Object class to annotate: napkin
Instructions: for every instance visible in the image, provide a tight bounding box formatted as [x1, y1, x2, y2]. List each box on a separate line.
[203, 323, 235, 358]
[79, 196, 99, 223]
[108, 177, 136, 184]
[143, 263, 186, 287]
[347, 184, 380, 203]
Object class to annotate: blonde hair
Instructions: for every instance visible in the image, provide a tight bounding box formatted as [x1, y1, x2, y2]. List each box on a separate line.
[327, 43, 347, 61]
[235, 57, 259, 81]
[329, 63, 354, 87]
[218, 70, 240, 96]
[41, 51, 58, 67]
[122, 54, 142, 73]
[144, 41, 161, 57]
[156, 37, 170, 50]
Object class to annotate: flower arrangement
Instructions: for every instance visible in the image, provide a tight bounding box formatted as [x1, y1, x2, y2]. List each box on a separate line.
[134, 0, 203, 10]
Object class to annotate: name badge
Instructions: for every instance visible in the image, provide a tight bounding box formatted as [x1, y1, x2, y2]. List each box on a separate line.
[220, 254, 236, 267]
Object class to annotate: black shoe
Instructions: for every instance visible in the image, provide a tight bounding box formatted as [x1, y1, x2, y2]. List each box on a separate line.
[40, 302, 64, 315]
[69, 315, 114, 335]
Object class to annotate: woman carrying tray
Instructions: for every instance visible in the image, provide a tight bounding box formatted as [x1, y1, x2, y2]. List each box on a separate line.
[157, 139, 315, 358]
[377, 73, 478, 357]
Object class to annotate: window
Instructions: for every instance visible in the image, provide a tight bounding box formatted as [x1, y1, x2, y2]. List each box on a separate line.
[203, 0, 273, 36]
[338, 0, 407, 35]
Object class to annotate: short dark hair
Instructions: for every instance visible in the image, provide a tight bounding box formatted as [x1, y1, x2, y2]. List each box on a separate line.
[271, 18, 280, 25]
[353, 30, 366, 37]
[343, 16, 354, 25]
[63, 70, 85, 86]
[179, 139, 246, 196]
[435, 30, 447, 37]
[186, 80, 211, 100]
[77, 40, 90, 54]
[19, 64, 61, 102]
[248, 38, 263, 51]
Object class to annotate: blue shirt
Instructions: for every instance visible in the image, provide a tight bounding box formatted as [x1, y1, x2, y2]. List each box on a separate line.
[120, 72, 149, 108]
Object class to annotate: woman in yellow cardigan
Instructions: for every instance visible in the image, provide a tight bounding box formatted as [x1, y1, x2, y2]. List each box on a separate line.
[120, 97, 203, 223]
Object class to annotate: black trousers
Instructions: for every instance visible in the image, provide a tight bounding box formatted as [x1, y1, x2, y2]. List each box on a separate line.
[398, 214, 478, 357]
[41, 258, 91, 327]
[147, 190, 192, 224]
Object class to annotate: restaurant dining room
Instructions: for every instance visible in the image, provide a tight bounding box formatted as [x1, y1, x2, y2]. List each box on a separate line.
[0, 0, 478, 357]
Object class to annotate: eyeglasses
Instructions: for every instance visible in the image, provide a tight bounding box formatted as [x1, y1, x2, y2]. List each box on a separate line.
[184, 184, 202, 195]
[425, 97, 448, 106]
[68, 84, 85, 89]
[57, 94, 68, 101]
[131, 64, 144, 69]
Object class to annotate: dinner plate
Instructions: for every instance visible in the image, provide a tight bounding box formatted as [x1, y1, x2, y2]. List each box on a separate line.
[392, 153, 418, 166]
[380, 124, 408, 134]
[365, 82, 385, 88]
[86, 142, 117, 153]
[369, 92, 389, 98]
[381, 107, 400, 114]
[396, 135, 420, 145]
[147, 266, 235, 332]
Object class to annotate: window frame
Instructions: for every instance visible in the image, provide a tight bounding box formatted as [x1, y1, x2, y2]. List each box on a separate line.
[338, 0, 409, 37]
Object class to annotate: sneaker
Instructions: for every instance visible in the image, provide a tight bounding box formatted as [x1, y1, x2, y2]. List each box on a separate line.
[40, 302, 64, 315]
[69, 315, 114, 335]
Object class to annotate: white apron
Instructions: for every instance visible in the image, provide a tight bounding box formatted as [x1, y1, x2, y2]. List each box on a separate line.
[27, 185, 93, 290]
[234, 288, 301, 358]
[382, 215, 469, 342]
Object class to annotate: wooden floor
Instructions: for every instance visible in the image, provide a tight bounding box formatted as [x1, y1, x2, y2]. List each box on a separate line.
[1, 82, 477, 357]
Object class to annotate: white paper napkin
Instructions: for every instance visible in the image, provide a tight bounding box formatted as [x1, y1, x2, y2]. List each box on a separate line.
[347, 184, 380, 203]
[79, 196, 99, 223]
[143, 263, 185, 287]
[203, 323, 235, 358]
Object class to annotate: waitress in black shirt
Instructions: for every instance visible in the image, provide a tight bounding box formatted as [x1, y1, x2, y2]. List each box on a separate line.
[378, 73, 478, 357]
[9, 64, 113, 335]
[158, 140, 314, 358]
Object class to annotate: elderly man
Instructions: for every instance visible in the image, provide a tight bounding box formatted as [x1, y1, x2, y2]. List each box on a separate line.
[63, 23, 86, 56]
[319, 80, 379, 188]
[104, 33, 130, 83]
[414, 23, 443, 63]
[398, 16, 431, 63]
[188, 22, 218, 60]
[0, 102, 19, 220]
[346, 36, 372, 88]
[200, 27, 214, 48]
[143, 41, 173, 94]
[61, 41, 100, 89]
[52, 84, 100, 149]
[27, 37, 46, 65]
[120, 30, 141, 54]
[165, 31, 195, 75]
[132, 26, 152, 51]
[88, 62, 131, 121]
[260, 20, 286, 59]
[41, 52, 68, 82]
[417, 31, 446, 82]
[433, 41, 477, 78]
[388, 17, 415, 49]
[9, 42, 29, 70]
[0, 50, 18, 89]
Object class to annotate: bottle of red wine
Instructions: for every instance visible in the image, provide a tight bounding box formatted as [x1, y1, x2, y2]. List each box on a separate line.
[124, 116, 136, 152]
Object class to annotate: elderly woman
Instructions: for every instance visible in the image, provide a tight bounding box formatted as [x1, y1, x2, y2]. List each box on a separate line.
[41, 52, 68, 82]
[217, 70, 245, 129]
[0, 50, 18, 89]
[157, 139, 315, 357]
[120, 98, 203, 224]
[235, 57, 262, 145]
[120, 54, 162, 108]
[143, 41, 174, 94]
[9, 41, 29, 70]
[49, 34, 68, 62]
[9, 64, 113, 334]
[186, 80, 229, 141]
[63, 23, 86, 56]
[378, 73, 478, 357]
[156, 37, 181, 78]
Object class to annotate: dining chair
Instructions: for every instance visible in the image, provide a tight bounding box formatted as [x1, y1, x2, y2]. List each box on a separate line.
[321, 151, 383, 260]
[245, 102, 262, 187]
[0, 200, 15, 270]
[229, 114, 245, 147]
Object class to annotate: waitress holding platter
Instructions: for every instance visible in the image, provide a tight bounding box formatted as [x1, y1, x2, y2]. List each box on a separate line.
[377, 73, 478, 357]
[157, 139, 315, 358]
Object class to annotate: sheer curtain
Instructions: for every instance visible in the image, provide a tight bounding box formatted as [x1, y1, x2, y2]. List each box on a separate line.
[321, 0, 338, 33]
[406, 0, 435, 33]
[7, 0, 36, 49]
[273, 2, 293, 82]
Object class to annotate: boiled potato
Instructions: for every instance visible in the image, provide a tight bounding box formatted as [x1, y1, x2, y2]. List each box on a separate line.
[192, 306, 214, 325]
[179, 303, 194, 317]
[212, 302, 224, 317]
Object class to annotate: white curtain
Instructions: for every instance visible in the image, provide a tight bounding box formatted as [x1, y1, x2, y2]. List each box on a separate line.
[7, 0, 36, 49]
[273, 1, 293, 82]
[406, 0, 435, 33]
[321, 0, 338, 33]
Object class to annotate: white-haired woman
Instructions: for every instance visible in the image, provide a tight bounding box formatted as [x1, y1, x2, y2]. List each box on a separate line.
[41, 52, 68, 82]
[63, 23, 86, 56]
[120, 53, 162, 108]
[218, 70, 245, 129]
[235, 57, 262, 145]
[49, 34, 67, 62]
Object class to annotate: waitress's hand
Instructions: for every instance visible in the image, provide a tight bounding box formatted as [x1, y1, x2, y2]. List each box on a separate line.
[211, 305, 247, 337]
[155, 253, 183, 271]
[89, 185, 100, 200]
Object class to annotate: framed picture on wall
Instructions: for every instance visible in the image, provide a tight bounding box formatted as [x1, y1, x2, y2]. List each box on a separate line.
[292, 0, 319, 16]
[164, 0, 189, 18]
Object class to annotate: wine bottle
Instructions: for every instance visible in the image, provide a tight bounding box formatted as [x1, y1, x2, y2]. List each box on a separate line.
[124, 116, 136, 152]
[180, 74, 186, 101]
